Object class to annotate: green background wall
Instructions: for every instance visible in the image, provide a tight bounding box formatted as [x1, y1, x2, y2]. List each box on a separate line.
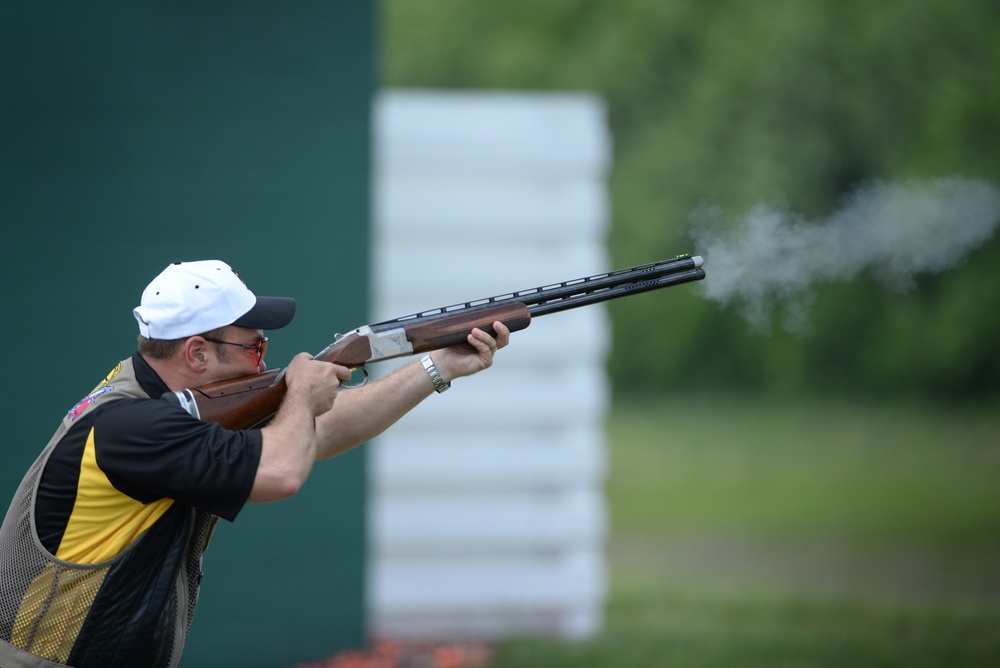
[0, 2, 374, 665]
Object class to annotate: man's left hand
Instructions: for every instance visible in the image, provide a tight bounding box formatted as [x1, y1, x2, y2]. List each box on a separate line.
[433, 320, 511, 382]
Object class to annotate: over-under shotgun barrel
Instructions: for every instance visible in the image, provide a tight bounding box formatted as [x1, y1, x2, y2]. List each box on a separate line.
[371, 255, 704, 329]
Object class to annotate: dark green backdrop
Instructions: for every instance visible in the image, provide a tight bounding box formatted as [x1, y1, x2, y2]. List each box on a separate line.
[1, 2, 374, 666]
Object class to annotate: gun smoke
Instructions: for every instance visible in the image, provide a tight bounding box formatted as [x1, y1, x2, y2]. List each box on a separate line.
[691, 176, 1000, 332]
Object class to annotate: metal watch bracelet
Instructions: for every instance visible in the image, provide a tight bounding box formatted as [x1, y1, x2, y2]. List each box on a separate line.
[421, 354, 451, 393]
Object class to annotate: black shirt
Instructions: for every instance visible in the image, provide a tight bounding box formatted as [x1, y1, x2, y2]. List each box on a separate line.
[35, 353, 262, 561]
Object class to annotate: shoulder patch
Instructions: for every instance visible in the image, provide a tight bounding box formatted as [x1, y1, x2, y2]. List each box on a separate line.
[68, 386, 116, 421]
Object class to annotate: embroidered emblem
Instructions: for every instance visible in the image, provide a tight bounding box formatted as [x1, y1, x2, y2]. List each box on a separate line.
[67, 386, 115, 421]
[91, 362, 123, 393]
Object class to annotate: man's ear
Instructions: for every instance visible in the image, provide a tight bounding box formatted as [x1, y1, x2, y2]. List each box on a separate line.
[184, 337, 209, 371]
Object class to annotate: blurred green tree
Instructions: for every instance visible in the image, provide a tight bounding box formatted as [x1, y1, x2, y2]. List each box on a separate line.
[382, 0, 1000, 402]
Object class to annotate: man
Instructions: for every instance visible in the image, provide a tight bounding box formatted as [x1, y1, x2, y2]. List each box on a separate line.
[0, 259, 509, 668]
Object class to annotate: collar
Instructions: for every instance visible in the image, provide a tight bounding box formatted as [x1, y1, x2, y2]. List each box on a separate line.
[131, 351, 172, 399]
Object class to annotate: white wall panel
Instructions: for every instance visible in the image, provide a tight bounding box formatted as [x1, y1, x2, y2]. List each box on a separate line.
[369, 90, 611, 640]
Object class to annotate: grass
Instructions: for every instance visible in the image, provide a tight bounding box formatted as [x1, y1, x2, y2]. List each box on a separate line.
[489, 393, 1000, 667]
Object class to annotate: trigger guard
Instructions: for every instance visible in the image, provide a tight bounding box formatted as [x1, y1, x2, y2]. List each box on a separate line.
[342, 366, 370, 389]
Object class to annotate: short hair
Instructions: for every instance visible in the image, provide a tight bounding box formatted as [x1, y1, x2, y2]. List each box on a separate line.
[137, 326, 231, 361]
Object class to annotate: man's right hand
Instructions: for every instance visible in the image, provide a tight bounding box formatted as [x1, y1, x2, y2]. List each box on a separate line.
[284, 352, 351, 418]
[250, 354, 352, 503]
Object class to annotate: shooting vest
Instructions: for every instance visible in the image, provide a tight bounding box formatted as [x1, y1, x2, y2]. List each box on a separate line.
[0, 358, 218, 668]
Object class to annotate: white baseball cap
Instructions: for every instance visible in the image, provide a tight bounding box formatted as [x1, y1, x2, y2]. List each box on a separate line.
[133, 260, 296, 340]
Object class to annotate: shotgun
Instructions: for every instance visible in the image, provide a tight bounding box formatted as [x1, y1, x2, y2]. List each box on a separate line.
[163, 255, 706, 429]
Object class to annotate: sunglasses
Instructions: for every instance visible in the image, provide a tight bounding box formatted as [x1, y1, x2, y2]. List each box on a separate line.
[203, 336, 269, 365]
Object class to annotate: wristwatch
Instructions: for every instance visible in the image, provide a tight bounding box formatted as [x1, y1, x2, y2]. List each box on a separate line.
[421, 354, 451, 393]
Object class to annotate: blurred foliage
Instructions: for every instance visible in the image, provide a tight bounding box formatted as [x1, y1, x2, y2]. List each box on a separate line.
[382, 0, 1000, 402]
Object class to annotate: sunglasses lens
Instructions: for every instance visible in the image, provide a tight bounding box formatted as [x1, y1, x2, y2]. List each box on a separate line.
[257, 338, 268, 364]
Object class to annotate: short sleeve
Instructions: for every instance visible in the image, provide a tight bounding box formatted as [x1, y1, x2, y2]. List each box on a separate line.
[92, 397, 262, 521]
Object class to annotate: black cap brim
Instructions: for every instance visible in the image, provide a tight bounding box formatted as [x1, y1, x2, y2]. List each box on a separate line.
[232, 296, 297, 330]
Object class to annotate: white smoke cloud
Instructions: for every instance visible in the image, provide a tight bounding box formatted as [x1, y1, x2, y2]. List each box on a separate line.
[691, 177, 1000, 332]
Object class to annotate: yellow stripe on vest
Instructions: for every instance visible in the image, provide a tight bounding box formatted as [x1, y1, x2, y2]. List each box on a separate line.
[56, 427, 174, 564]
[12, 563, 108, 663]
